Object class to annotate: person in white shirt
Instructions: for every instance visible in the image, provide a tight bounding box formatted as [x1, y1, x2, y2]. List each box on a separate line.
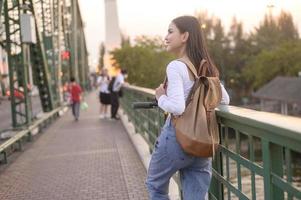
[110, 69, 127, 120]
[97, 68, 111, 119]
[145, 16, 230, 200]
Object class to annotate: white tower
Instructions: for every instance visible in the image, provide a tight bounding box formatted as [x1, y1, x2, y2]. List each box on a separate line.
[104, 0, 121, 69]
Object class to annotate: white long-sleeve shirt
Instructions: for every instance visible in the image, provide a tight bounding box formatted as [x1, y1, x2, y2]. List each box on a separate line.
[97, 76, 110, 93]
[158, 60, 230, 115]
[113, 73, 125, 92]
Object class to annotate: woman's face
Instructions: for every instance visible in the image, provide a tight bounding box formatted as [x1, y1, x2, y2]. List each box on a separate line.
[164, 22, 186, 54]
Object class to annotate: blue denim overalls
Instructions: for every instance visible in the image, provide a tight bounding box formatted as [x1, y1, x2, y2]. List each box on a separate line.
[146, 116, 212, 200]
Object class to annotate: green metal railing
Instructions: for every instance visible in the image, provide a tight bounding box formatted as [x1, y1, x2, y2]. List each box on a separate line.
[120, 85, 301, 200]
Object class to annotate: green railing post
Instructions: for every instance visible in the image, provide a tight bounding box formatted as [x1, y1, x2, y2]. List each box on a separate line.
[210, 151, 224, 200]
[3, 151, 7, 164]
[248, 135, 257, 200]
[270, 143, 284, 200]
[262, 140, 285, 200]
[262, 140, 271, 200]
[285, 148, 293, 200]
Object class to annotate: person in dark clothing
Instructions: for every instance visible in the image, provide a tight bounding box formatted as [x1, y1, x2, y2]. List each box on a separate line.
[109, 69, 127, 120]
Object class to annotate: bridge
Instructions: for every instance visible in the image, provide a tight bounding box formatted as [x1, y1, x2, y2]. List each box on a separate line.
[0, 0, 301, 200]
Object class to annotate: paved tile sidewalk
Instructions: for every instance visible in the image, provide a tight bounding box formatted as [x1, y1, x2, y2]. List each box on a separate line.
[0, 91, 148, 200]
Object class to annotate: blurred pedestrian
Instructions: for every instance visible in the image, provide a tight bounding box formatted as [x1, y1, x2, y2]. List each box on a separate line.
[68, 77, 82, 121]
[97, 68, 111, 119]
[109, 69, 127, 120]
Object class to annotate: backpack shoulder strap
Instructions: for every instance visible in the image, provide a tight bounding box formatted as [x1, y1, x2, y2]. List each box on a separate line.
[176, 58, 201, 107]
[199, 59, 208, 76]
[163, 58, 196, 87]
[177, 58, 198, 78]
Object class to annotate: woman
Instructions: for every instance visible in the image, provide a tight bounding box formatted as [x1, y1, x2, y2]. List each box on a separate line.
[146, 16, 230, 200]
[97, 68, 111, 119]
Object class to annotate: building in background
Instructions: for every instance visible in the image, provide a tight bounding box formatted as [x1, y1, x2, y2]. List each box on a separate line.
[253, 76, 301, 116]
[104, 0, 121, 75]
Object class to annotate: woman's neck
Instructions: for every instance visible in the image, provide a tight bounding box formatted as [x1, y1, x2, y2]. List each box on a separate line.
[175, 45, 187, 58]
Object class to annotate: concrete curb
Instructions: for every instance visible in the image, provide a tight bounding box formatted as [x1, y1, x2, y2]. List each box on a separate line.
[119, 108, 181, 200]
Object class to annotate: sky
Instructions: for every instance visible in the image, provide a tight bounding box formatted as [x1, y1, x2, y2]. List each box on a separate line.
[78, 0, 301, 70]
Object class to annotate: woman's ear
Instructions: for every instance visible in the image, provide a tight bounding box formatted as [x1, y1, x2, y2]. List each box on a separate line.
[182, 32, 189, 43]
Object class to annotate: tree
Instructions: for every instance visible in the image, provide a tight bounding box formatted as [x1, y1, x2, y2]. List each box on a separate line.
[111, 36, 174, 88]
[207, 18, 228, 81]
[278, 11, 299, 41]
[195, 11, 214, 40]
[249, 11, 299, 54]
[244, 10, 300, 92]
[196, 10, 300, 104]
[121, 33, 131, 47]
[225, 17, 255, 101]
[249, 14, 280, 53]
[243, 41, 301, 91]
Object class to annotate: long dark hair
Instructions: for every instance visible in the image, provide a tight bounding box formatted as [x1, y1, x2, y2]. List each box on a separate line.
[172, 16, 219, 77]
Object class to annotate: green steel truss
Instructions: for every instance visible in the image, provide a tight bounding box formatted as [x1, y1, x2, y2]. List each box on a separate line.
[70, 0, 88, 88]
[1, 0, 89, 127]
[3, 0, 33, 127]
[34, 0, 59, 106]
[0, 1, 4, 96]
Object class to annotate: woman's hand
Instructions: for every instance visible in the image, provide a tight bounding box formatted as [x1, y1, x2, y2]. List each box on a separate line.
[155, 84, 166, 100]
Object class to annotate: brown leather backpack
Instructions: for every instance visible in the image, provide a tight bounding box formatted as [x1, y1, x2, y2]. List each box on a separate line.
[168, 58, 222, 157]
